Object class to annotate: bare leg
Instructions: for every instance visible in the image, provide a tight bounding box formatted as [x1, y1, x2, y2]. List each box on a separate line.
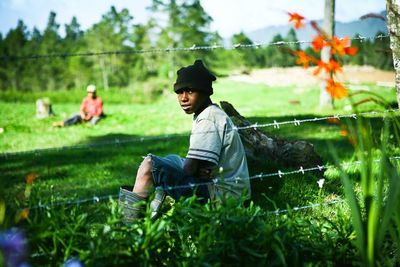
[133, 156, 154, 197]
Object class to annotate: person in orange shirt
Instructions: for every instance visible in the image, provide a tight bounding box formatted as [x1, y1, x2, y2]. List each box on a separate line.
[53, 84, 104, 127]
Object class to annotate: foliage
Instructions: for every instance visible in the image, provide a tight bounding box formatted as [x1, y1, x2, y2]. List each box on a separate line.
[288, 13, 359, 100]
[0, 79, 399, 265]
[2, 195, 360, 266]
[330, 112, 400, 266]
[287, 23, 399, 262]
[0, 5, 393, 92]
[344, 32, 393, 70]
[0, 3, 398, 264]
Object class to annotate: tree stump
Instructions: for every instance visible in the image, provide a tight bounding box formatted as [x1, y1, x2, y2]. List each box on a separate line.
[36, 98, 55, 119]
[220, 101, 324, 170]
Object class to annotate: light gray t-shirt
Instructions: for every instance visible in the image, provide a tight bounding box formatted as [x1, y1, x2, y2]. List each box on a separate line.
[186, 104, 251, 200]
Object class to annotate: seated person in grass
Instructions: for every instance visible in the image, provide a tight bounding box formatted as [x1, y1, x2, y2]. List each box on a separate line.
[119, 59, 251, 223]
[53, 84, 104, 127]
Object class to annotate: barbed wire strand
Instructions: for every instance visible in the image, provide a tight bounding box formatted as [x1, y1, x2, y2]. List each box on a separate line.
[23, 156, 400, 211]
[0, 34, 389, 61]
[236, 108, 399, 130]
[2, 107, 398, 158]
[0, 133, 189, 158]
[24, 156, 399, 259]
[28, 194, 119, 210]
[267, 199, 343, 215]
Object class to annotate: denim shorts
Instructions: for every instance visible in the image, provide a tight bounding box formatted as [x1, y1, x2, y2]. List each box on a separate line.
[149, 154, 210, 203]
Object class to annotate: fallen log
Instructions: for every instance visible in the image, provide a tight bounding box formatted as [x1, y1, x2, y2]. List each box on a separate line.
[220, 101, 324, 170]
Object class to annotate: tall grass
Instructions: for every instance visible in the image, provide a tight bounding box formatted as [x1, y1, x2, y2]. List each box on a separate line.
[332, 103, 400, 266]
[1, 81, 399, 265]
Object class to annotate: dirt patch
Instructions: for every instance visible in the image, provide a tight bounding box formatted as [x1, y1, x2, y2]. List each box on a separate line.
[229, 66, 395, 87]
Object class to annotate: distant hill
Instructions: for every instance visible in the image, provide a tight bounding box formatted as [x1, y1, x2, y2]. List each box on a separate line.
[245, 10, 387, 44]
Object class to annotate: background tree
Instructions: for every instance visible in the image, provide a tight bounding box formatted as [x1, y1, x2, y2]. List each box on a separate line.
[0, 5, 395, 93]
[149, 0, 216, 77]
[84, 6, 134, 90]
[285, 28, 301, 66]
[265, 34, 289, 67]
[63, 16, 86, 90]
[231, 32, 260, 69]
[130, 21, 156, 82]
[39, 11, 66, 91]
[0, 20, 29, 91]
[25, 27, 44, 90]
[372, 31, 394, 70]
[348, 33, 371, 66]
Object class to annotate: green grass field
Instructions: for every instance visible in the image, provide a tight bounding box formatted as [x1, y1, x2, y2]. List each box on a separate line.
[0, 78, 399, 266]
[0, 79, 397, 205]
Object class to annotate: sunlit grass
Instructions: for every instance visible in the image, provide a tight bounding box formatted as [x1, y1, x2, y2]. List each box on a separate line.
[0, 80, 397, 204]
[0, 79, 395, 153]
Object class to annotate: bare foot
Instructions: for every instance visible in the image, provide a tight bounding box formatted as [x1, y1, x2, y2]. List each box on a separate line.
[52, 121, 64, 127]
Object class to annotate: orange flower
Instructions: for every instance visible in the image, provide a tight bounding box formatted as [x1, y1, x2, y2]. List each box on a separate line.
[344, 46, 358, 56]
[288, 12, 305, 29]
[311, 35, 328, 52]
[326, 59, 342, 74]
[313, 59, 342, 76]
[26, 172, 39, 185]
[326, 78, 348, 99]
[313, 61, 326, 76]
[340, 129, 349, 136]
[339, 129, 357, 144]
[331, 36, 347, 55]
[325, 36, 358, 56]
[330, 36, 358, 56]
[292, 50, 318, 69]
[295, 50, 311, 68]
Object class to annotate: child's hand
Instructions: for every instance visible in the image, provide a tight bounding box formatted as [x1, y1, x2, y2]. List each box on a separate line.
[198, 167, 213, 180]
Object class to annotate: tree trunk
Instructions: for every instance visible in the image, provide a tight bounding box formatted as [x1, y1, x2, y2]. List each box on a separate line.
[386, 0, 400, 108]
[319, 0, 335, 109]
[220, 101, 324, 169]
[99, 56, 109, 91]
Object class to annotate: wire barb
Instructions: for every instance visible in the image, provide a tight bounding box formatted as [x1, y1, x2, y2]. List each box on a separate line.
[20, 156, 400, 211]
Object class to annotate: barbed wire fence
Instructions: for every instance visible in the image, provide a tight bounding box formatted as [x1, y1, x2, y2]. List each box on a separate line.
[3, 97, 400, 216]
[1, 107, 399, 158]
[0, 34, 389, 61]
[0, 9, 396, 264]
[1, 30, 398, 226]
[0, 33, 394, 158]
[25, 152, 397, 260]
[20, 156, 400, 212]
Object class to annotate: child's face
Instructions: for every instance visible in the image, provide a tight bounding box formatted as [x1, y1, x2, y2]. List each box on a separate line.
[177, 89, 208, 115]
[88, 92, 96, 99]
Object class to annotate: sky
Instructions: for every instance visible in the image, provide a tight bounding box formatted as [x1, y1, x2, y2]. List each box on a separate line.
[0, 0, 386, 38]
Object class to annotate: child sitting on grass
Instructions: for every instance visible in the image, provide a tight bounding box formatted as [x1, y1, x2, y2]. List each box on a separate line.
[53, 84, 104, 127]
[119, 59, 251, 223]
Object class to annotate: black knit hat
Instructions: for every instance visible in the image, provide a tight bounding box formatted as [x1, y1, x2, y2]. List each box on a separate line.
[173, 59, 216, 95]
